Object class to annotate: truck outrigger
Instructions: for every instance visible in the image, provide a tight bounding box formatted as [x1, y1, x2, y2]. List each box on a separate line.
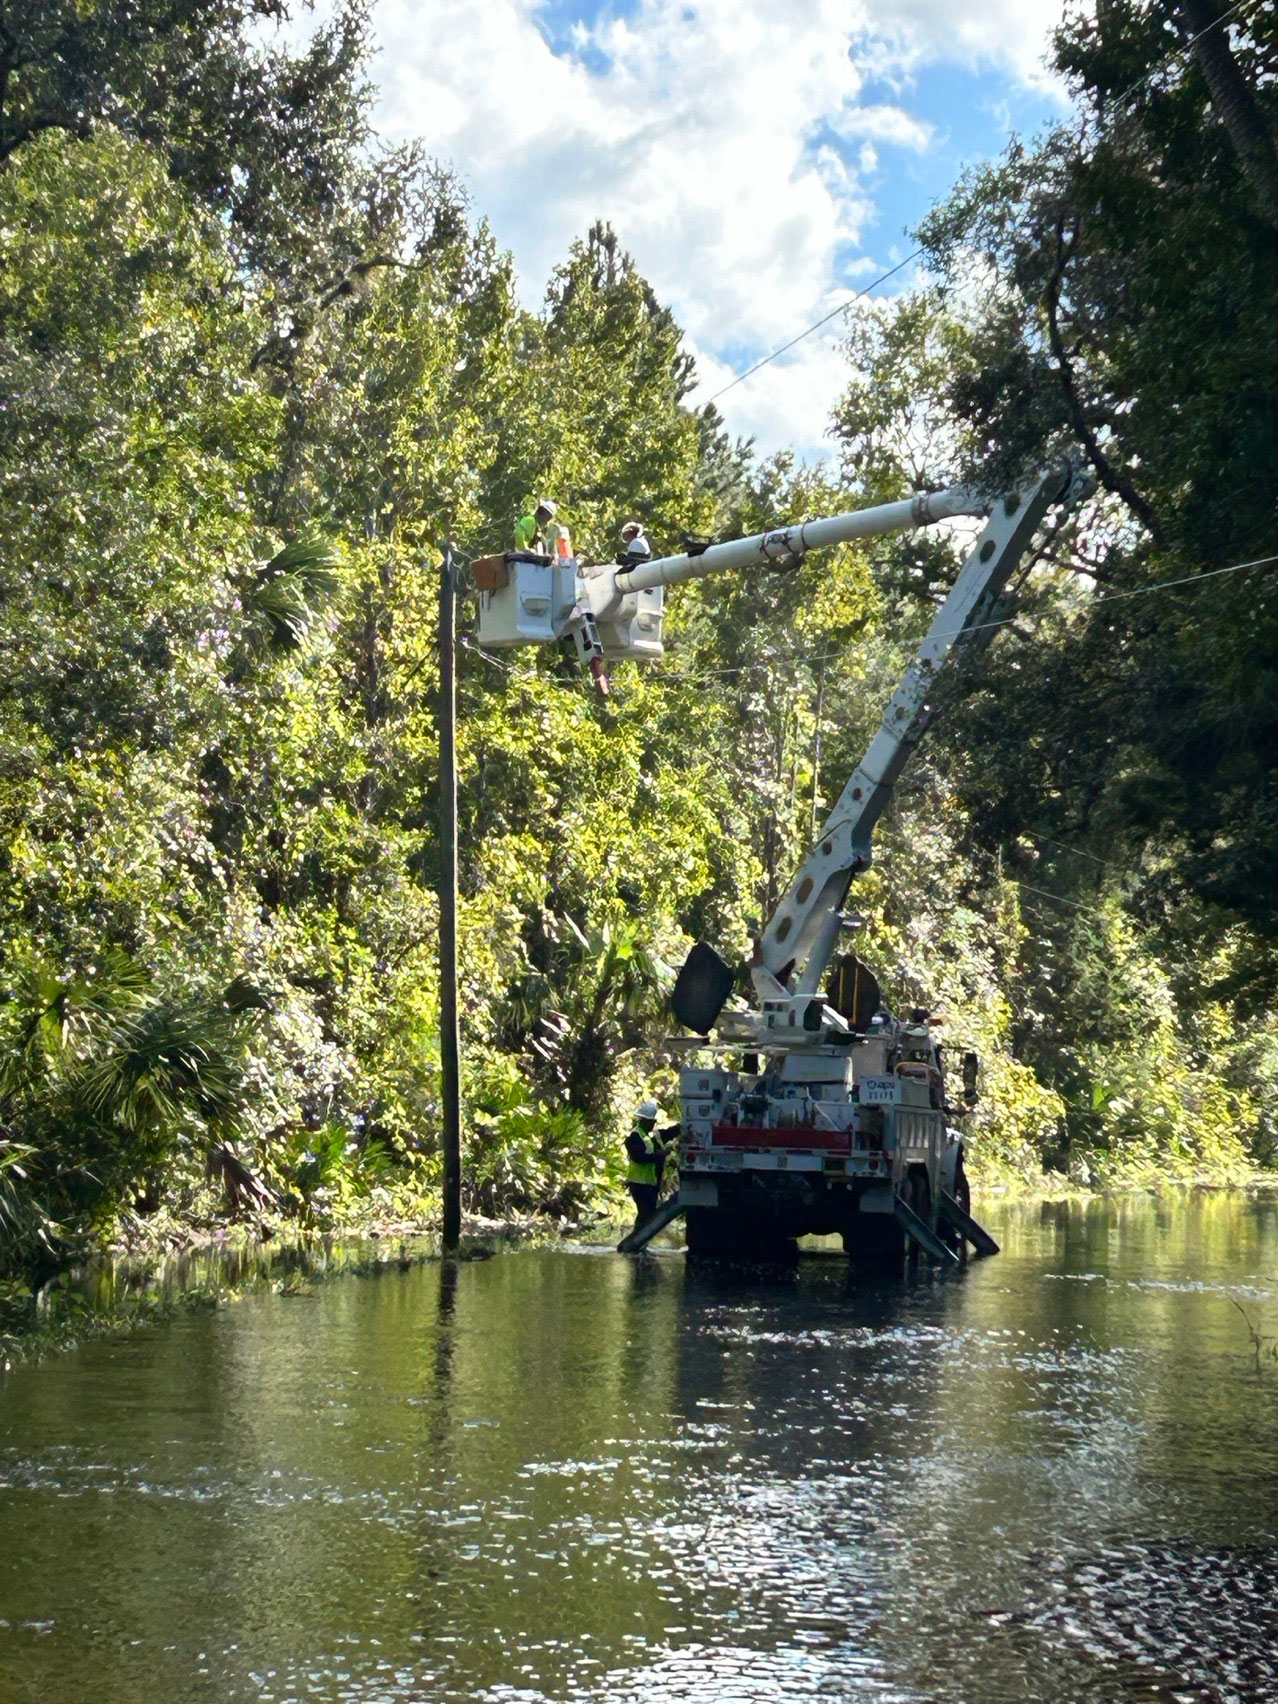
[477, 462, 1092, 1262]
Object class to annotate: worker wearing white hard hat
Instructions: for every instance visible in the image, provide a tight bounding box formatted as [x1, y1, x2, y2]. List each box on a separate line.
[623, 1097, 668, 1232]
[514, 497, 564, 555]
[541, 500, 573, 562]
[618, 519, 651, 567]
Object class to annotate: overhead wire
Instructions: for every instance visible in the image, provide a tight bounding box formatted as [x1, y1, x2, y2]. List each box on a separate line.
[459, 545, 1278, 695]
[1013, 880, 1113, 920]
[698, 0, 1266, 409]
[1020, 829, 1113, 869]
[640, 547, 1278, 687]
[1105, 0, 1265, 116]
[703, 249, 923, 406]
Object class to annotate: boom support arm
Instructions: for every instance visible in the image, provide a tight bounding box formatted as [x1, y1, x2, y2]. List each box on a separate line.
[583, 486, 986, 625]
[750, 469, 1070, 1008]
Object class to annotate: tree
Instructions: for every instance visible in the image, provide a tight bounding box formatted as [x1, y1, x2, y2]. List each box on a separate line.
[907, 0, 1278, 961]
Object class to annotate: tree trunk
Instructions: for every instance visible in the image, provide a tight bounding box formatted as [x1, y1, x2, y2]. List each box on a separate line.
[1178, 0, 1278, 232]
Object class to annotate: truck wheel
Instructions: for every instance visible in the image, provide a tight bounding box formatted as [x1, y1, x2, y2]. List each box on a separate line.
[843, 1215, 905, 1264]
[685, 1207, 743, 1255]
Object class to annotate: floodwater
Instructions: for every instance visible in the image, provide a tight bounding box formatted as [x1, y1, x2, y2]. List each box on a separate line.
[2, 1195, 1277, 1704]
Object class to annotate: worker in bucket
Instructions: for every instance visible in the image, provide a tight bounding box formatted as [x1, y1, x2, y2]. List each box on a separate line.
[624, 1099, 667, 1230]
[514, 498, 557, 555]
[617, 519, 651, 566]
[543, 502, 572, 561]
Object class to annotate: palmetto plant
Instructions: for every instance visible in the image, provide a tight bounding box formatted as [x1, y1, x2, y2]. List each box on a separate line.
[2, 950, 149, 1088]
[241, 537, 342, 654]
[76, 1001, 252, 1141]
[0, 1140, 59, 1269]
[552, 919, 672, 1120]
[466, 1069, 600, 1217]
[0, 953, 261, 1276]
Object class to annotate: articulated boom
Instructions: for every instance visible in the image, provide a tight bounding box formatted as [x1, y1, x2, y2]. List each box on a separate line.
[473, 457, 1085, 1259]
[748, 467, 1071, 1026]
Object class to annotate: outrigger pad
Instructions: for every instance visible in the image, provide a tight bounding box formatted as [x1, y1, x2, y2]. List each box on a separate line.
[617, 1194, 686, 1254]
[671, 942, 736, 1035]
[826, 952, 883, 1032]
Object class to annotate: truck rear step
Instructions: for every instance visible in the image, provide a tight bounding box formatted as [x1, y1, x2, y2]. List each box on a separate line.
[937, 1190, 1000, 1257]
[616, 1194, 687, 1254]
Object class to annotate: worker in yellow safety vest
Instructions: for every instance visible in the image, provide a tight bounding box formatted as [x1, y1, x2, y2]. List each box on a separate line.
[514, 498, 572, 559]
[624, 1098, 668, 1229]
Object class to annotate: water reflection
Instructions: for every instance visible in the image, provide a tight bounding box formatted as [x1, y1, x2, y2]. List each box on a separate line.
[1, 1192, 1276, 1702]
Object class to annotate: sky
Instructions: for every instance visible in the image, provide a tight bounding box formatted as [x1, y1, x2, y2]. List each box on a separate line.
[294, 0, 1072, 461]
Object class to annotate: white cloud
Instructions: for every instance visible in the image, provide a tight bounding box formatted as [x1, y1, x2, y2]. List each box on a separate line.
[269, 0, 1066, 460]
[865, 0, 1066, 90]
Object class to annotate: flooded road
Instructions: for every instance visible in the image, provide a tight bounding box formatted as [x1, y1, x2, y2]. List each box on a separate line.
[2, 1192, 1277, 1703]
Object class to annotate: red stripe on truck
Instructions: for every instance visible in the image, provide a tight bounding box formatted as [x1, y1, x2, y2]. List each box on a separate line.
[708, 1123, 853, 1153]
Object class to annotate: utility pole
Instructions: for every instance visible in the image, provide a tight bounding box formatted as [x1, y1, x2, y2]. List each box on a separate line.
[438, 541, 462, 1252]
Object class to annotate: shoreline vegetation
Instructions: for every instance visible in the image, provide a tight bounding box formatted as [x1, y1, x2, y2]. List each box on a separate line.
[3, 1, 1276, 1311]
[5, 1172, 1275, 1372]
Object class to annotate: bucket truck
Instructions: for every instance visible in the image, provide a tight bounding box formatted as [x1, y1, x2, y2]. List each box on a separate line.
[476, 463, 1090, 1261]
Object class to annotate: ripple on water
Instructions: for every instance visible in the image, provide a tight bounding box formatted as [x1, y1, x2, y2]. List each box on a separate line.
[1047, 1539, 1278, 1701]
[0, 1195, 1276, 1703]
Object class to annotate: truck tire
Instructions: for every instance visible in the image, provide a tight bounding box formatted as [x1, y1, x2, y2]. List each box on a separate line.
[843, 1214, 905, 1264]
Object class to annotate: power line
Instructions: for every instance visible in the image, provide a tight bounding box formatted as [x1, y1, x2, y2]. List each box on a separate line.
[1108, 0, 1265, 116]
[647, 548, 1278, 686]
[703, 249, 923, 406]
[1014, 879, 1112, 919]
[1091, 551, 1278, 605]
[700, 0, 1265, 410]
[1022, 829, 1113, 869]
[460, 634, 597, 699]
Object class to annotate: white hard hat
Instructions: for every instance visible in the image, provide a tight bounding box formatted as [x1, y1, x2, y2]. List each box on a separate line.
[637, 1099, 659, 1120]
[537, 498, 557, 518]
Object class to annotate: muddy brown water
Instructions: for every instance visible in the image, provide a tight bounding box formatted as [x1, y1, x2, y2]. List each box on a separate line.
[2, 1193, 1277, 1703]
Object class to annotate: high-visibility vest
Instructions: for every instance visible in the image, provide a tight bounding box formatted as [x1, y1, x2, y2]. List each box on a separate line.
[625, 1125, 659, 1186]
[545, 520, 572, 560]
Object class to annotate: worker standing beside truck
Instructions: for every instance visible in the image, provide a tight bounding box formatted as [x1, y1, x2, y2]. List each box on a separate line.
[623, 1099, 667, 1231]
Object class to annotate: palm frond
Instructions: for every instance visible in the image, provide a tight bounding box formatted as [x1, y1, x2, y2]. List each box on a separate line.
[243, 536, 342, 653]
[0, 1142, 61, 1266]
[0, 952, 150, 1093]
[78, 1002, 251, 1138]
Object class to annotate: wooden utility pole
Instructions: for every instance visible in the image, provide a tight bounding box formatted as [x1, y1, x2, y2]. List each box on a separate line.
[438, 542, 462, 1252]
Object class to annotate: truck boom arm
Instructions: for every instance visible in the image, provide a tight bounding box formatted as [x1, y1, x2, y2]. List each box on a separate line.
[583, 486, 986, 624]
[748, 468, 1069, 1011]
[477, 459, 1082, 1040]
